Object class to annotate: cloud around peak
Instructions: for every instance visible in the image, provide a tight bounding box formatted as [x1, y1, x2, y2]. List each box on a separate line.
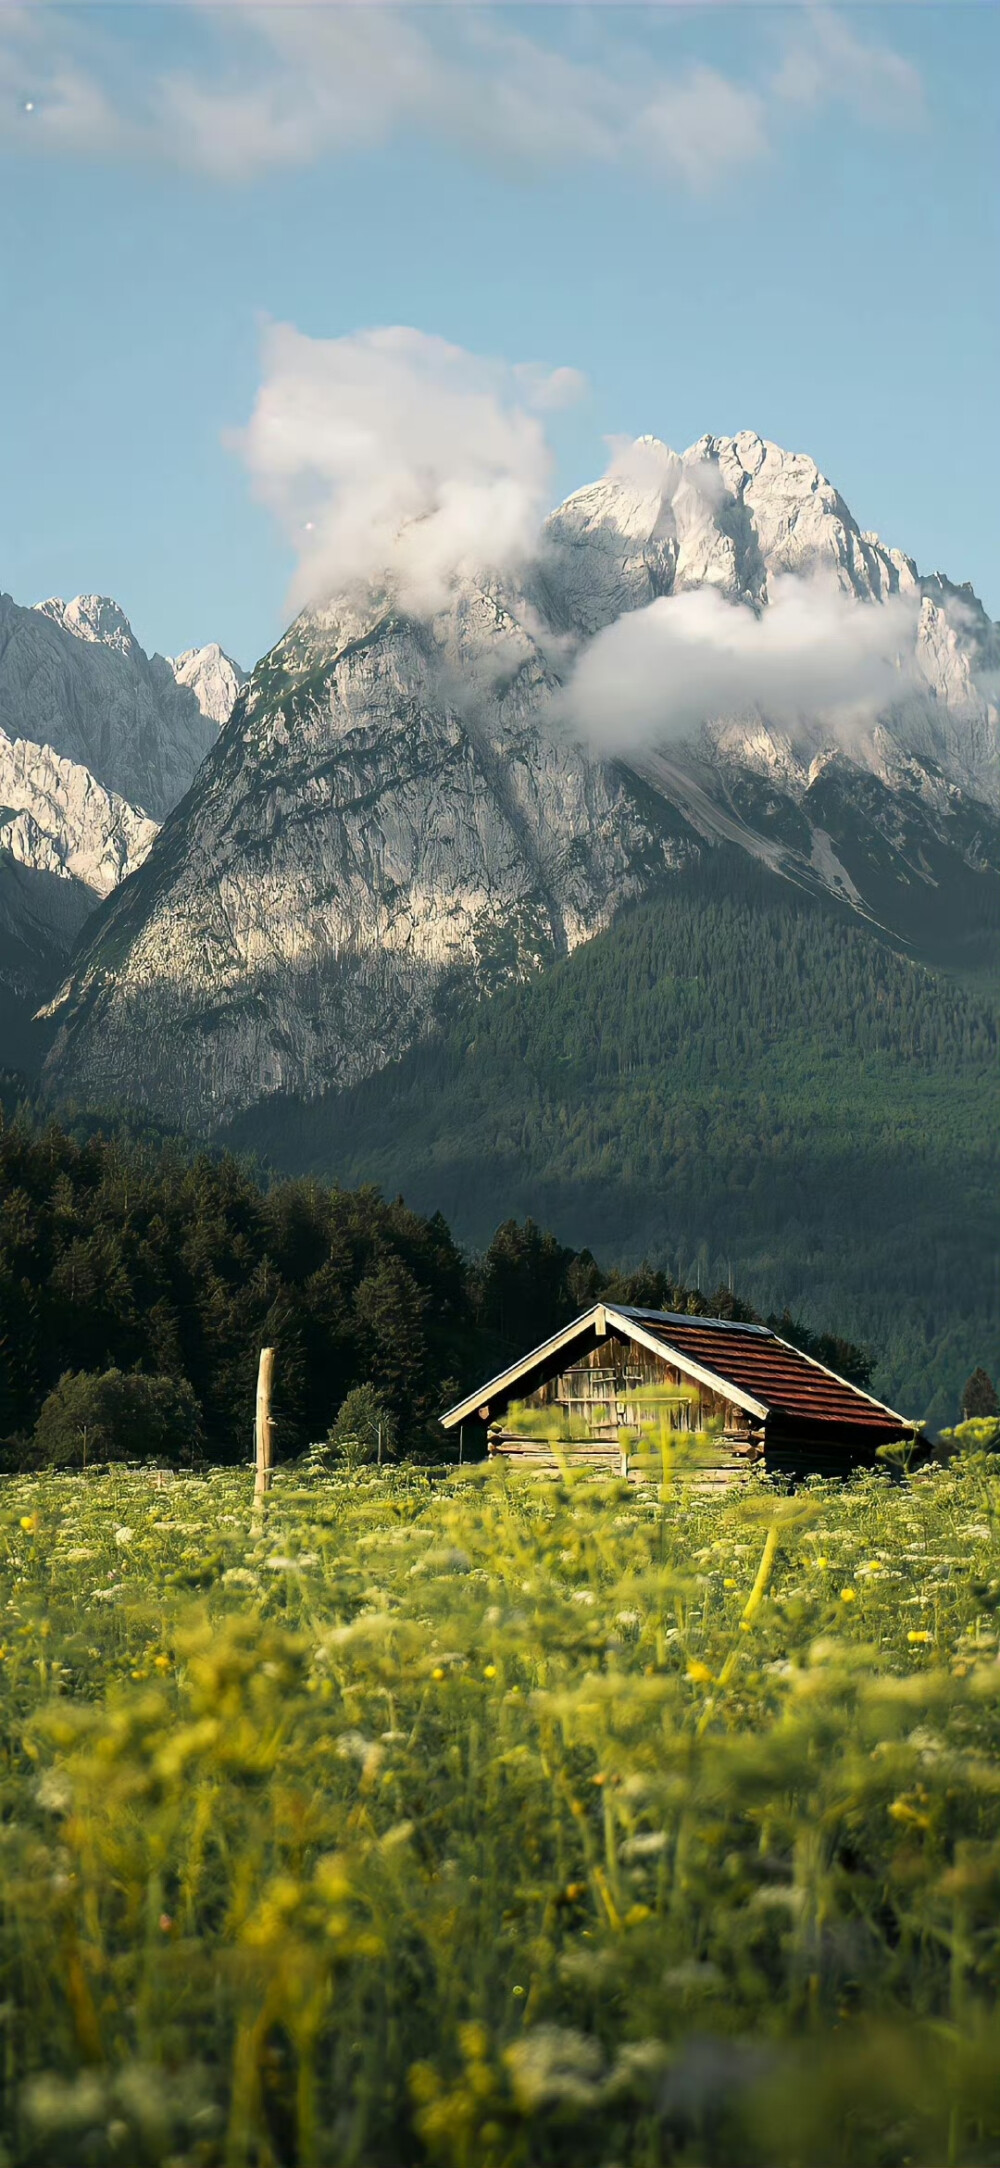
[234, 320, 927, 756]
[560, 573, 921, 753]
[234, 322, 582, 617]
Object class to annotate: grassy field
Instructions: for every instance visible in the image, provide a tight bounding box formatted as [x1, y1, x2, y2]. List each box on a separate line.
[3, 1447, 1000, 2166]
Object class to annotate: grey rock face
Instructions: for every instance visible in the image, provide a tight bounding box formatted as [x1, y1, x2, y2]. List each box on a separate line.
[0, 730, 158, 900]
[165, 643, 248, 728]
[42, 581, 693, 1120]
[0, 592, 238, 819]
[0, 592, 242, 1062]
[44, 433, 1000, 1126]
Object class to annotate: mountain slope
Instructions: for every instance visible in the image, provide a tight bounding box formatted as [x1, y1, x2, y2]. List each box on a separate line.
[41, 588, 696, 1120]
[0, 729, 158, 898]
[225, 854, 999, 1423]
[0, 591, 243, 1060]
[42, 429, 1000, 1126]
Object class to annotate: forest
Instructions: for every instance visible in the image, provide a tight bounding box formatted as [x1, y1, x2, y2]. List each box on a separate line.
[228, 854, 1000, 1426]
[0, 1091, 875, 1468]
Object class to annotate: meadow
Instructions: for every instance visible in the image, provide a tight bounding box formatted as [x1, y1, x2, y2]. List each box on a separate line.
[2, 1446, 1000, 2166]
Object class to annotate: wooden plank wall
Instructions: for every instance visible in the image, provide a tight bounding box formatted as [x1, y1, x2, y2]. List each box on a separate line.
[490, 1331, 762, 1480]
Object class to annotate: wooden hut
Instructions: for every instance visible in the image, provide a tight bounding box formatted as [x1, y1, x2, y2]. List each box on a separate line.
[441, 1304, 917, 1480]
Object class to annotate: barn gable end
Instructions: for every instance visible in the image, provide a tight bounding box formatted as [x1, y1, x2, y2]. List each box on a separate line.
[442, 1305, 916, 1479]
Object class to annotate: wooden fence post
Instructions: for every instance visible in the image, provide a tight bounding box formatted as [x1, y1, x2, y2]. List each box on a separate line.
[254, 1346, 275, 1500]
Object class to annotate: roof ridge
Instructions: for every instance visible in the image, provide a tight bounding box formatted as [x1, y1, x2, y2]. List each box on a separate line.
[613, 1306, 774, 1337]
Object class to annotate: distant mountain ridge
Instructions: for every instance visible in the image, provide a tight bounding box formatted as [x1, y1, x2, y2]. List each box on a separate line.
[0, 590, 244, 1053]
[40, 428, 999, 1124]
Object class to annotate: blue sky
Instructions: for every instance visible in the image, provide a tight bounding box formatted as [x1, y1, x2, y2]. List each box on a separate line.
[1, 3, 996, 666]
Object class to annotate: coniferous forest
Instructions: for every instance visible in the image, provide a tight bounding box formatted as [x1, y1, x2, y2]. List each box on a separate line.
[4, 857, 997, 1454]
[225, 856, 1000, 1426]
[0, 1088, 878, 1469]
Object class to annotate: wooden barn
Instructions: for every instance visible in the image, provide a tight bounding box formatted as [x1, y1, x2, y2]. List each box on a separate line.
[441, 1304, 917, 1479]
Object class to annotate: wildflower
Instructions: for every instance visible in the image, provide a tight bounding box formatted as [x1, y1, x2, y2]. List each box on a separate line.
[907, 1630, 933, 1644]
[484, 1664, 497, 1679]
[686, 1660, 713, 1685]
[817, 1556, 829, 1569]
[840, 1588, 857, 1603]
[153, 1654, 172, 1672]
[432, 1666, 446, 1682]
[889, 1799, 931, 1831]
[114, 1527, 134, 1546]
[19, 1515, 37, 1534]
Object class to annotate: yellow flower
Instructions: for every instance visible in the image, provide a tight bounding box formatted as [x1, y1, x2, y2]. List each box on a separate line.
[19, 1515, 37, 1534]
[483, 1664, 497, 1680]
[431, 1666, 446, 1682]
[889, 1798, 931, 1831]
[723, 1578, 738, 1590]
[153, 1653, 172, 1672]
[864, 1560, 883, 1573]
[907, 1630, 932, 1644]
[686, 1660, 713, 1685]
[816, 1556, 829, 1569]
[840, 1588, 857, 1603]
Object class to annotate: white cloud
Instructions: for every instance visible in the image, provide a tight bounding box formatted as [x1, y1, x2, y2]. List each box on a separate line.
[0, 3, 921, 189]
[234, 321, 580, 616]
[561, 575, 921, 751]
[631, 65, 768, 190]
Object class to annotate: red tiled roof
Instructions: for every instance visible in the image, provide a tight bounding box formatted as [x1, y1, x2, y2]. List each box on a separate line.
[621, 1311, 910, 1433]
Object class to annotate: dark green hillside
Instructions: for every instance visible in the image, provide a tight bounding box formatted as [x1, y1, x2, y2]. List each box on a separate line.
[228, 856, 1000, 1425]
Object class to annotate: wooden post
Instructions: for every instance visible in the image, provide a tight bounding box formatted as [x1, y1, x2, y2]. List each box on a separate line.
[254, 1347, 275, 1500]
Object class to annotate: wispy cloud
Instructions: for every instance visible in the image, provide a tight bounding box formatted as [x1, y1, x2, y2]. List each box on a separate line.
[1, 3, 922, 189]
[773, 6, 923, 127]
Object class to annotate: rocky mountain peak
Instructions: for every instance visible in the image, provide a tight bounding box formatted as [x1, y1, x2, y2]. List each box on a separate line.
[35, 593, 138, 655]
[37, 427, 1000, 1128]
[0, 590, 219, 821]
[164, 642, 247, 727]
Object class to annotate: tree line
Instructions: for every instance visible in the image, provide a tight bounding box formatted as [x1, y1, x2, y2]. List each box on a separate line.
[0, 1101, 875, 1469]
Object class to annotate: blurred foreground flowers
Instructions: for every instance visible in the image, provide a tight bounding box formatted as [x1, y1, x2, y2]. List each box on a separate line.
[1, 1448, 1000, 2163]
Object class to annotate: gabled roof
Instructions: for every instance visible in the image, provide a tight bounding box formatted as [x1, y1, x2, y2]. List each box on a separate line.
[441, 1303, 916, 1436]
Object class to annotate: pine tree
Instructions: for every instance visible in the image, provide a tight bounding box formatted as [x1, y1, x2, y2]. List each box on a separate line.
[962, 1368, 1000, 1419]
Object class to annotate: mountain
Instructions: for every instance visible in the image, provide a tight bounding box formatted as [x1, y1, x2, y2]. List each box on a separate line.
[0, 591, 243, 1054]
[2, 591, 235, 819]
[42, 430, 1000, 1127]
[164, 642, 248, 728]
